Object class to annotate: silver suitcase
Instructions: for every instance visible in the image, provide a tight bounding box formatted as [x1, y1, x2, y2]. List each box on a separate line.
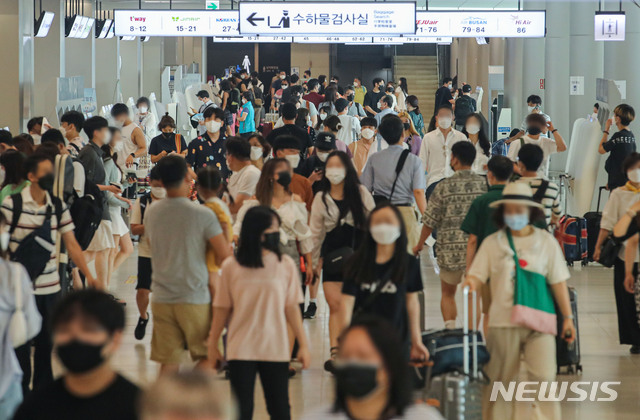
[426, 286, 485, 420]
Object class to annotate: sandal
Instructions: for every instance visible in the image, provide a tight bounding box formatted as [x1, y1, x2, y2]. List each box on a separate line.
[323, 347, 339, 373]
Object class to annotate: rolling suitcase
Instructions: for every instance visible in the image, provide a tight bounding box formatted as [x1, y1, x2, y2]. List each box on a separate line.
[554, 215, 588, 266]
[425, 286, 486, 420]
[584, 186, 607, 262]
[556, 286, 582, 374]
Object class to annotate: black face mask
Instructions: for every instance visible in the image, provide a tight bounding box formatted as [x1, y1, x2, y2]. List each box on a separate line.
[162, 132, 173, 139]
[57, 339, 106, 373]
[38, 173, 55, 191]
[276, 170, 292, 188]
[335, 362, 379, 399]
[347, 94, 355, 102]
[527, 126, 542, 136]
[262, 232, 281, 253]
[403, 122, 411, 131]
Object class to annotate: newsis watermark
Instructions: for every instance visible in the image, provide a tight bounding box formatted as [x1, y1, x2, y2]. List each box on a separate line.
[490, 381, 621, 402]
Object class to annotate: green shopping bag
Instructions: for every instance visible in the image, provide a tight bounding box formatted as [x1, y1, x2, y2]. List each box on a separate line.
[506, 229, 557, 335]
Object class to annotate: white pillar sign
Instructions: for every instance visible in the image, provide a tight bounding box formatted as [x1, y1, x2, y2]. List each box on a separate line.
[238, 2, 416, 36]
[594, 12, 625, 41]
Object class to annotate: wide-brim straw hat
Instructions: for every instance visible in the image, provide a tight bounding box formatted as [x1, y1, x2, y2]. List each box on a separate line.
[489, 182, 544, 209]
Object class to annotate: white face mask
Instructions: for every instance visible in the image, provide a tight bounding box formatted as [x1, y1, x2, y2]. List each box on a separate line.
[284, 154, 300, 168]
[527, 105, 537, 113]
[150, 186, 166, 199]
[377, 102, 383, 109]
[31, 134, 42, 144]
[628, 169, 640, 183]
[59, 126, 67, 138]
[103, 130, 112, 145]
[250, 146, 263, 161]
[438, 117, 452, 130]
[114, 120, 124, 129]
[361, 128, 375, 140]
[113, 141, 124, 152]
[317, 151, 329, 162]
[370, 223, 401, 245]
[206, 120, 222, 133]
[325, 167, 346, 185]
[138, 106, 148, 114]
[280, 75, 286, 80]
[319, 113, 327, 121]
[466, 124, 481, 135]
[0, 231, 9, 251]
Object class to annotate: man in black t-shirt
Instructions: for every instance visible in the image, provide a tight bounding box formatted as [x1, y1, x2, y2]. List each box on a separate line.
[599, 104, 636, 190]
[363, 77, 386, 117]
[13, 290, 140, 420]
[434, 77, 454, 113]
[265, 103, 313, 153]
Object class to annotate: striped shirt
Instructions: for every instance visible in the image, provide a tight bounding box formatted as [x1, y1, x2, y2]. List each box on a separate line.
[517, 177, 562, 226]
[1, 188, 74, 295]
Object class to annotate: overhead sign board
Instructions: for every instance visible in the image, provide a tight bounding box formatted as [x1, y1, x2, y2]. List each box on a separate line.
[294, 36, 373, 44]
[374, 36, 452, 44]
[594, 12, 625, 41]
[239, 2, 417, 36]
[214, 36, 292, 43]
[114, 9, 239, 36]
[415, 11, 545, 38]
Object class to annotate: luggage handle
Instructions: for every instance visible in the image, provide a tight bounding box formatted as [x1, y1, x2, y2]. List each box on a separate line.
[462, 285, 479, 379]
[596, 186, 607, 213]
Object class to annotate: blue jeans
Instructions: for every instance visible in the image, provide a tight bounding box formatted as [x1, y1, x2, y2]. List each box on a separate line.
[0, 381, 23, 419]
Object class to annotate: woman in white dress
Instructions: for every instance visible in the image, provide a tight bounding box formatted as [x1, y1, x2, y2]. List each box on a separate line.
[102, 127, 134, 290]
[462, 113, 491, 175]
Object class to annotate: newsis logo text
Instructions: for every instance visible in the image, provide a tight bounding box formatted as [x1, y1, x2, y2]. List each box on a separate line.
[490, 381, 621, 402]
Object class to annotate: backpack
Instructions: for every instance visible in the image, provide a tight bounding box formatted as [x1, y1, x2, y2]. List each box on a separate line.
[8, 263, 28, 347]
[491, 138, 509, 157]
[9, 193, 63, 281]
[69, 180, 103, 250]
[454, 95, 475, 123]
[229, 88, 241, 113]
[54, 154, 75, 205]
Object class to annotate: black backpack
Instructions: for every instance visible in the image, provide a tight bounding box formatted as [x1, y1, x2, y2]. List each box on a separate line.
[9, 193, 63, 281]
[69, 180, 104, 250]
[454, 95, 475, 123]
[229, 88, 241, 113]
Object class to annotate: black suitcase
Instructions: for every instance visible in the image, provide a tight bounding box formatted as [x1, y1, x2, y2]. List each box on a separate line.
[584, 186, 607, 262]
[556, 287, 582, 374]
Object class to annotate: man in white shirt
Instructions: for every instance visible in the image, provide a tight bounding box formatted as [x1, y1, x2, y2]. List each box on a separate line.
[225, 137, 261, 216]
[335, 98, 361, 146]
[507, 113, 566, 178]
[60, 110, 86, 158]
[506, 94, 551, 144]
[419, 105, 469, 199]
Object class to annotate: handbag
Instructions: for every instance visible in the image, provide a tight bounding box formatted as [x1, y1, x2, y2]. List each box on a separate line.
[322, 221, 357, 276]
[421, 328, 490, 376]
[506, 230, 557, 335]
[599, 234, 623, 268]
[372, 149, 410, 205]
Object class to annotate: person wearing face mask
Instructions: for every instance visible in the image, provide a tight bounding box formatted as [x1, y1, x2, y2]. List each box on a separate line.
[419, 105, 469, 199]
[0, 211, 41, 418]
[463, 183, 575, 420]
[599, 104, 636, 190]
[191, 90, 217, 136]
[226, 137, 262, 215]
[352, 77, 367, 107]
[27, 117, 44, 145]
[77, 117, 122, 291]
[507, 113, 566, 178]
[248, 133, 271, 170]
[303, 79, 325, 109]
[315, 105, 331, 131]
[385, 84, 398, 112]
[186, 107, 230, 182]
[3, 153, 98, 395]
[110, 103, 147, 170]
[149, 113, 187, 163]
[295, 107, 318, 152]
[266, 103, 313, 157]
[134, 96, 158, 144]
[454, 84, 477, 131]
[271, 76, 290, 112]
[60, 110, 86, 158]
[405, 95, 425, 136]
[238, 91, 256, 137]
[414, 142, 487, 328]
[345, 85, 367, 120]
[434, 77, 454, 111]
[398, 112, 422, 156]
[395, 77, 409, 113]
[13, 290, 140, 420]
[129, 167, 165, 340]
[274, 85, 318, 128]
[462, 113, 491, 175]
[272, 136, 313, 211]
[322, 116, 353, 158]
[303, 316, 442, 420]
[309, 151, 375, 367]
[594, 153, 640, 354]
[101, 128, 134, 296]
[341, 204, 430, 364]
[297, 132, 336, 193]
[506, 95, 551, 144]
[363, 78, 386, 117]
[335, 98, 361, 146]
[348, 118, 382, 176]
[210, 206, 310, 420]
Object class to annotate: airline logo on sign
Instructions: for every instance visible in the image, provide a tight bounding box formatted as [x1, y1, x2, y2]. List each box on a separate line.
[239, 2, 416, 35]
[414, 11, 545, 38]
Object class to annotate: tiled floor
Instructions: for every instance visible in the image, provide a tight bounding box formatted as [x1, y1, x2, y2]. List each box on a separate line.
[98, 247, 640, 419]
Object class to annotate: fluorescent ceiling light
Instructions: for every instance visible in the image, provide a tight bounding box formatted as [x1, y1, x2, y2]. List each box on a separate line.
[35, 11, 55, 38]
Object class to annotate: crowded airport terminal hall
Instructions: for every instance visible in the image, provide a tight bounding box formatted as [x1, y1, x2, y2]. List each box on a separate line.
[1, 0, 640, 419]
